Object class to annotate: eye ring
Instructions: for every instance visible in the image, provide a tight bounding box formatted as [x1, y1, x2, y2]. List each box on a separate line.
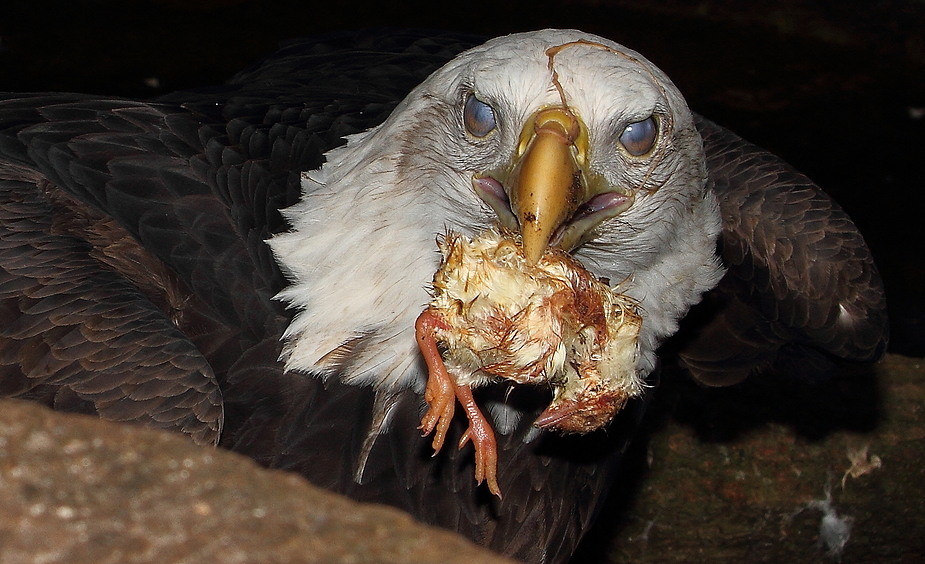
[619, 116, 658, 156]
[464, 93, 497, 138]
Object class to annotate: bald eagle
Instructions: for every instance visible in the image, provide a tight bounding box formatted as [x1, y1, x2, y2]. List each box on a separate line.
[0, 29, 886, 563]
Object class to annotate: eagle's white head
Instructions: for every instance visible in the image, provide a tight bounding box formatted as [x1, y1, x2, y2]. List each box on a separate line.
[268, 29, 724, 393]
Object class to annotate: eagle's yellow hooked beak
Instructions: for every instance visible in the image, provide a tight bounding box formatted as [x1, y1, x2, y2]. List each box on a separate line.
[508, 107, 588, 264]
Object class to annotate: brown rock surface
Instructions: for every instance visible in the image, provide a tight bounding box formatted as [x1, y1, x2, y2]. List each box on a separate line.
[0, 399, 516, 564]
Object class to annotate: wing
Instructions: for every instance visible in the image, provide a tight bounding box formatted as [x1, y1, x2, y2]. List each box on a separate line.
[678, 115, 889, 386]
[0, 99, 230, 445]
[0, 159, 223, 445]
[0, 30, 641, 564]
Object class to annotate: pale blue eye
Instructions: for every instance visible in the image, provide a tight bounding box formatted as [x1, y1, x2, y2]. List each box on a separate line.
[619, 116, 657, 156]
[464, 94, 496, 138]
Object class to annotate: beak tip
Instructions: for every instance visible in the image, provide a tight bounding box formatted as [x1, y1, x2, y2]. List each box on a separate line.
[521, 233, 547, 265]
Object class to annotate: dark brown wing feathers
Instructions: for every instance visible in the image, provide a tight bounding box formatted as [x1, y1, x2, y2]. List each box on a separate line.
[0, 162, 222, 445]
[680, 116, 888, 386]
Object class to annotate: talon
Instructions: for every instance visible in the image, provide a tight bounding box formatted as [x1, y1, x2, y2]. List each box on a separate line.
[416, 308, 502, 497]
[416, 309, 455, 453]
[455, 384, 501, 497]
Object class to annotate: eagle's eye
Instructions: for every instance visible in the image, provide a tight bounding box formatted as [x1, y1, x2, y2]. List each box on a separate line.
[464, 94, 496, 138]
[619, 116, 657, 156]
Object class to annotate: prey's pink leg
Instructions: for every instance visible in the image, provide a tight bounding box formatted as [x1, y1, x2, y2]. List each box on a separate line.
[455, 384, 501, 497]
[416, 309, 456, 454]
[415, 308, 502, 497]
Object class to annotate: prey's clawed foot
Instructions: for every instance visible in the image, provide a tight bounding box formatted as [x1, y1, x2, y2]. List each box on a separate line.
[417, 309, 456, 453]
[455, 384, 500, 497]
[416, 308, 502, 497]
